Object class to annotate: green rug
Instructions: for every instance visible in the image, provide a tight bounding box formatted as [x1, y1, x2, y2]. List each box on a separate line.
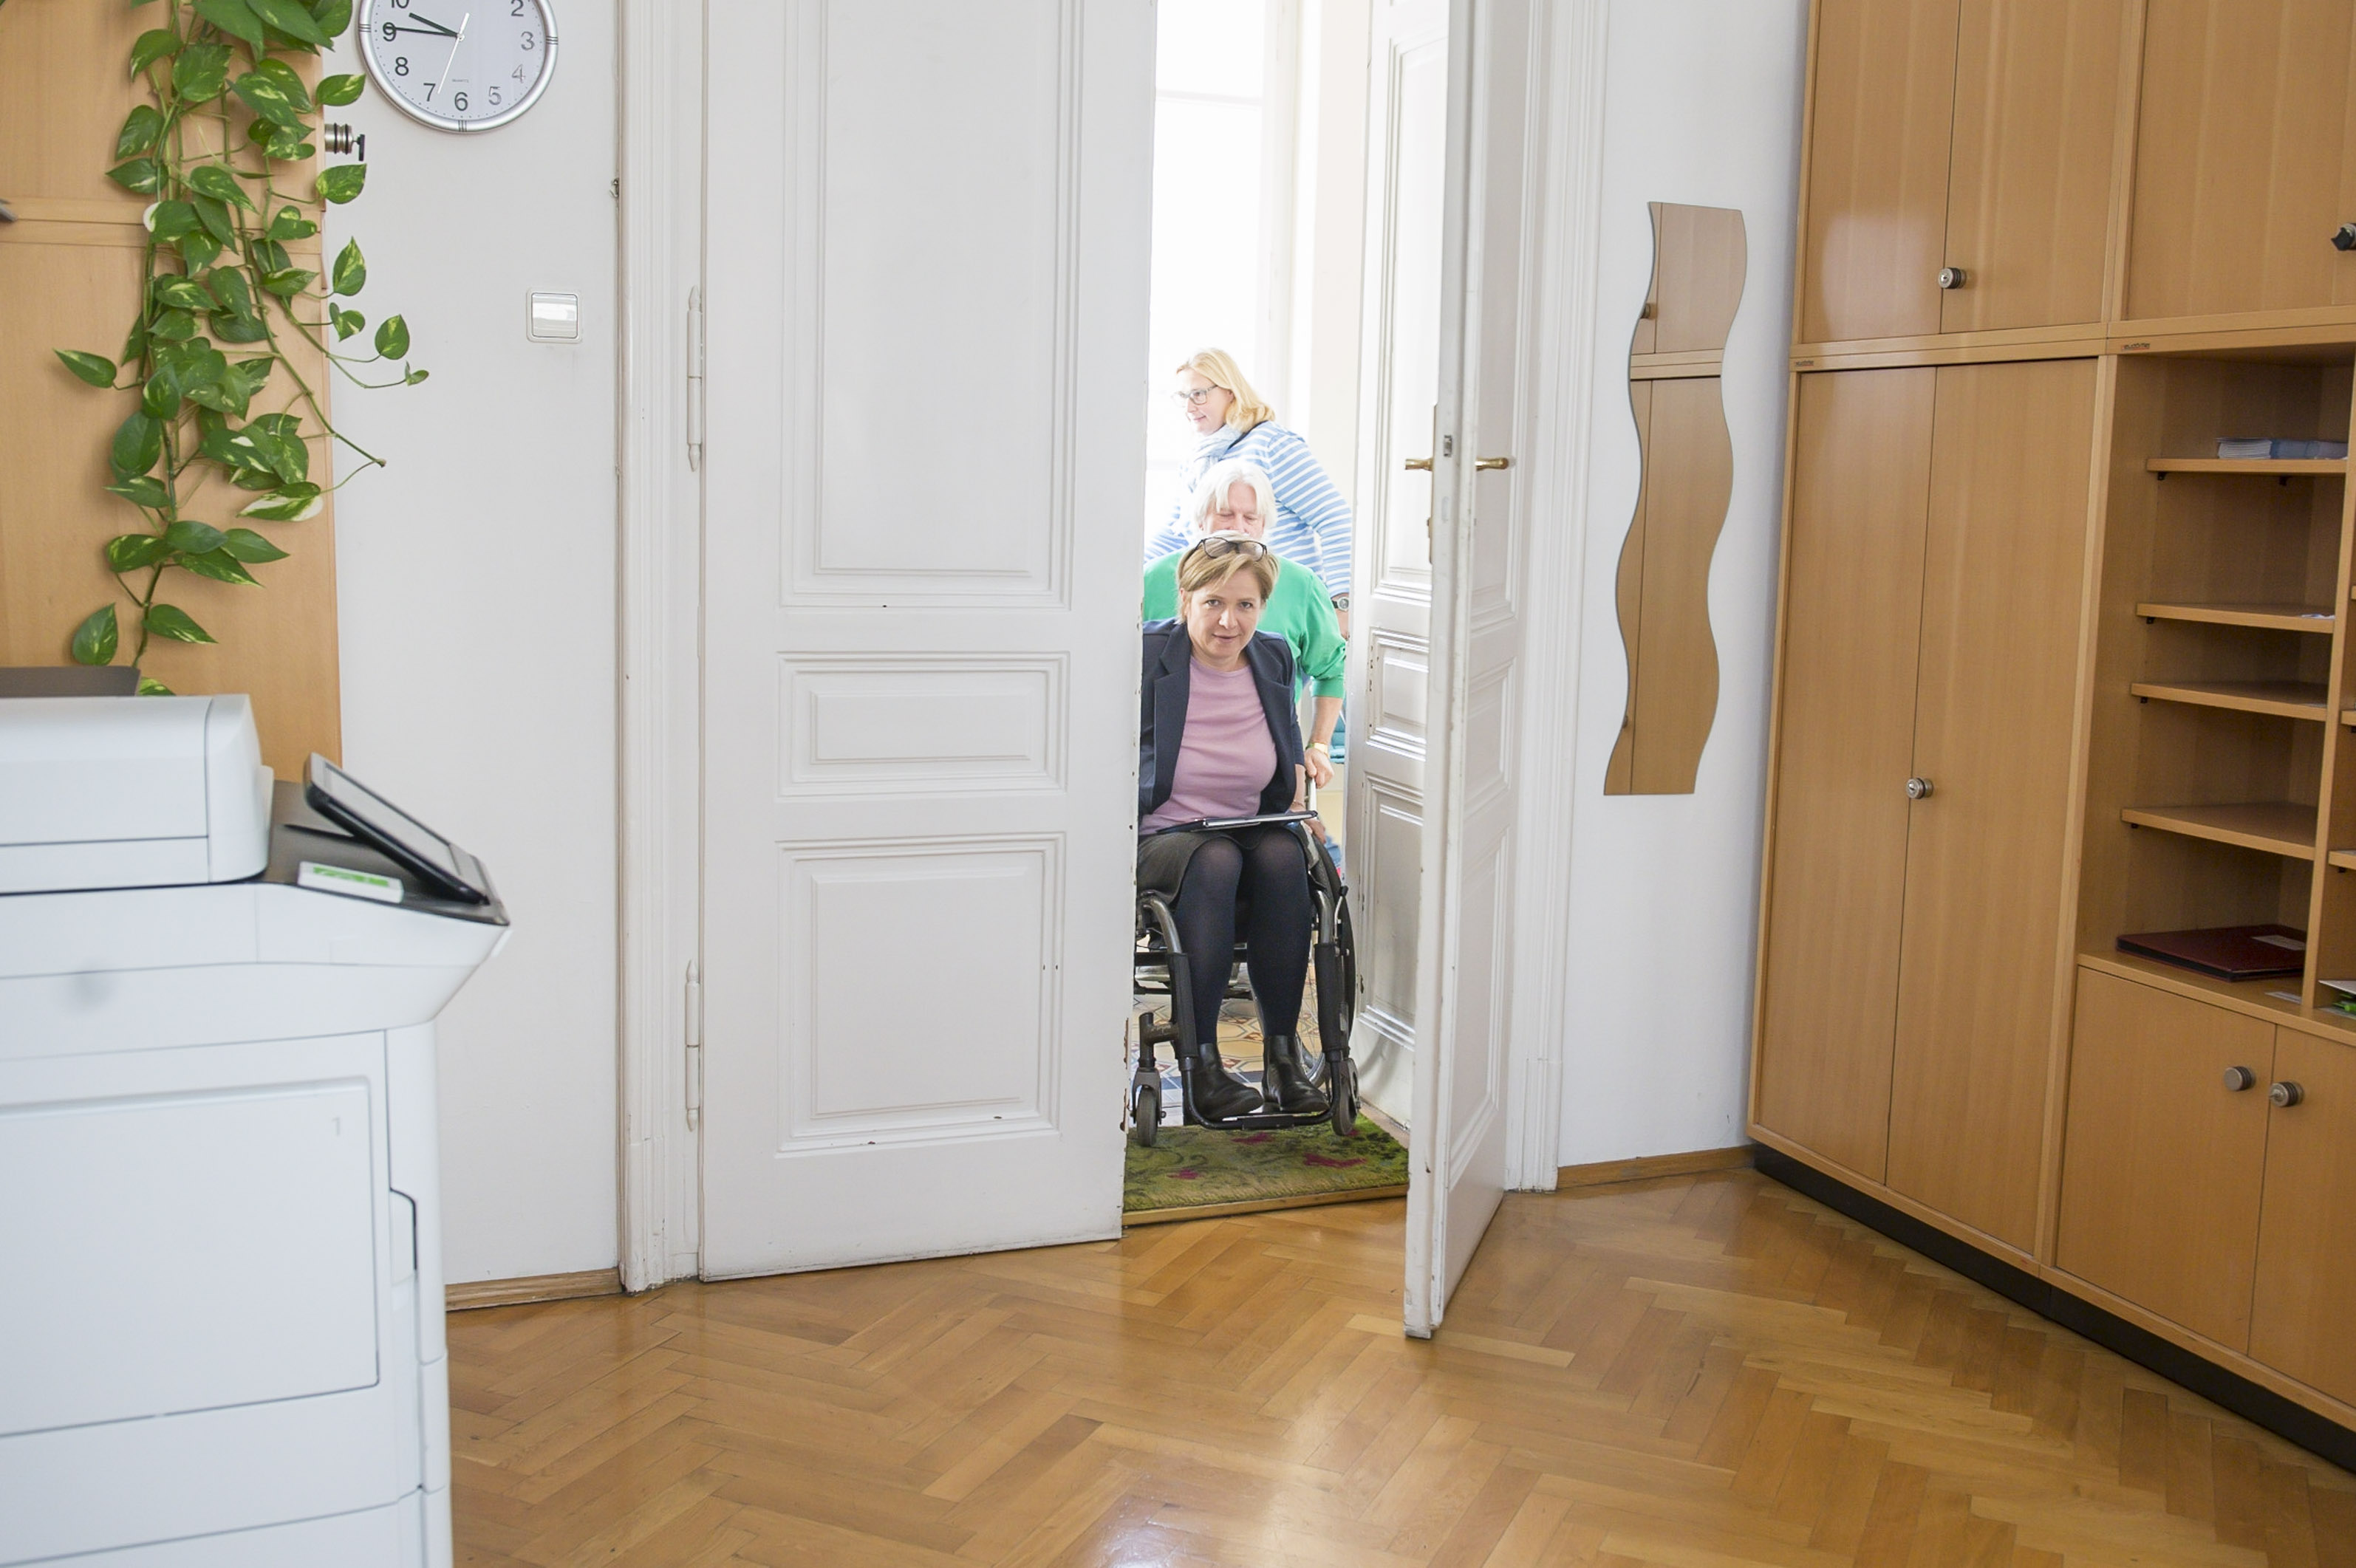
[1124, 1117, 1410, 1221]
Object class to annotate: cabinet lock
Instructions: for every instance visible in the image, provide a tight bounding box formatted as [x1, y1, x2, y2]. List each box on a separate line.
[1937, 266, 1968, 290]
[2270, 1080, 2306, 1108]
[2224, 1066, 2257, 1092]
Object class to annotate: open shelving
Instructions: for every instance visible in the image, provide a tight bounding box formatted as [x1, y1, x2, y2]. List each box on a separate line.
[2078, 349, 2356, 1011]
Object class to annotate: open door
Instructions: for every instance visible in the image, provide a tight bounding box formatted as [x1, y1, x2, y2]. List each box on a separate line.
[1403, 0, 1534, 1335]
[695, 2, 1153, 1276]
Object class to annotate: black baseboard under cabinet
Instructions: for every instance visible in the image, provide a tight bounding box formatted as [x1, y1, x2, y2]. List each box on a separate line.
[1753, 1147, 2356, 1473]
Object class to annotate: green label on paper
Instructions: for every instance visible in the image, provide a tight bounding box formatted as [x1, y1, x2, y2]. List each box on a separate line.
[298, 860, 403, 904]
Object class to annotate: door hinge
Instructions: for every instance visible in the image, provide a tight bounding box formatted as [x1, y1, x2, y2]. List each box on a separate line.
[683, 960, 704, 1129]
[685, 288, 706, 471]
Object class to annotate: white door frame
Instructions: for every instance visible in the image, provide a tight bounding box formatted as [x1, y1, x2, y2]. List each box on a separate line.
[611, 0, 1611, 1290]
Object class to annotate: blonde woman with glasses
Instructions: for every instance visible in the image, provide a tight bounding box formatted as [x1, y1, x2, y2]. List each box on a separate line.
[1136, 533, 1329, 1122]
[1147, 349, 1356, 632]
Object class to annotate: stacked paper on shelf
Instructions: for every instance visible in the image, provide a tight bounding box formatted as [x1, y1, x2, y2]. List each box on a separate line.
[2216, 438, 2350, 459]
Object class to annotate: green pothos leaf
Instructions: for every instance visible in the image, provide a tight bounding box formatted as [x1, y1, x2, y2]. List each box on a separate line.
[144, 604, 216, 646]
[148, 199, 199, 240]
[115, 105, 165, 159]
[330, 239, 366, 296]
[233, 71, 303, 127]
[141, 368, 183, 419]
[220, 525, 293, 561]
[70, 605, 120, 666]
[110, 413, 164, 480]
[310, 0, 354, 38]
[247, 0, 329, 48]
[172, 42, 234, 102]
[373, 314, 409, 358]
[54, 349, 118, 388]
[261, 267, 316, 299]
[330, 304, 365, 340]
[107, 533, 171, 572]
[108, 158, 163, 195]
[182, 549, 262, 586]
[178, 230, 225, 271]
[316, 162, 366, 205]
[267, 205, 318, 242]
[190, 193, 239, 245]
[130, 28, 181, 81]
[137, 677, 177, 696]
[194, 0, 267, 52]
[212, 314, 271, 345]
[317, 72, 365, 106]
[239, 483, 323, 522]
[187, 164, 256, 210]
[165, 519, 227, 555]
[108, 476, 174, 509]
[153, 275, 214, 312]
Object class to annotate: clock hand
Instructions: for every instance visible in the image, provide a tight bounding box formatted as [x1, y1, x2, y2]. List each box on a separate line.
[400, 13, 460, 37]
[434, 12, 470, 100]
[386, 23, 456, 37]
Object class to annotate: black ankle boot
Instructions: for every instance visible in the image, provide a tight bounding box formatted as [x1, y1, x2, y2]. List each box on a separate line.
[1182, 1042, 1261, 1121]
[1261, 1034, 1329, 1116]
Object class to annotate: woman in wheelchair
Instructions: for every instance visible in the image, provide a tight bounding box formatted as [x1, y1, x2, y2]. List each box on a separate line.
[1138, 533, 1329, 1124]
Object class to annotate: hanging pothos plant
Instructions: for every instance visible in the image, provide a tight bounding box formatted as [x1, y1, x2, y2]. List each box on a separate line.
[52, 0, 423, 691]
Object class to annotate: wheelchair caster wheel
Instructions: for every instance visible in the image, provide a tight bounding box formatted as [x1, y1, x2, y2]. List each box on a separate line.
[1328, 1056, 1358, 1136]
[1130, 1080, 1161, 1147]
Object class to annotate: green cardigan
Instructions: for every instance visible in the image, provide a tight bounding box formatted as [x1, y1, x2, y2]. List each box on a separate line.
[1142, 550, 1347, 699]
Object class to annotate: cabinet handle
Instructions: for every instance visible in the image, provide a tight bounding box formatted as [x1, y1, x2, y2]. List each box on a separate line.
[2334, 223, 2356, 253]
[1905, 776, 1934, 801]
[1937, 266, 1968, 290]
[2270, 1080, 2306, 1108]
[2224, 1066, 2258, 1092]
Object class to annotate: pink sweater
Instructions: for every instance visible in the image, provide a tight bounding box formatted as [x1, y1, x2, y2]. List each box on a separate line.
[1141, 660, 1278, 832]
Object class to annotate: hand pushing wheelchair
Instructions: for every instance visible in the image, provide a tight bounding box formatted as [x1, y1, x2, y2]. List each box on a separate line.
[1130, 810, 1361, 1145]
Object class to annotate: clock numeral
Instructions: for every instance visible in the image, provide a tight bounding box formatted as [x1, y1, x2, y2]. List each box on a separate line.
[393, 55, 409, 76]
[512, 64, 525, 81]
[391, 0, 409, 7]
[380, 21, 396, 39]
[521, 30, 535, 49]
[454, 91, 468, 112]
[489, 86, 502, 106]
[422, 81, 435, 100]
[511, 0, 525, 13]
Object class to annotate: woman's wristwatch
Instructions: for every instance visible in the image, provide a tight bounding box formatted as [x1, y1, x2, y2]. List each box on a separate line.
[1330, 593, 1351, 611]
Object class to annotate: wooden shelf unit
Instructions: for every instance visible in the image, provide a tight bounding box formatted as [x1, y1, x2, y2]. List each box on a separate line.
[2128, 679, 2329, 720]
[2137, 602, 2335, 634]
[2119, 801, 2321, 859]
[2146, 457, 2349, 477]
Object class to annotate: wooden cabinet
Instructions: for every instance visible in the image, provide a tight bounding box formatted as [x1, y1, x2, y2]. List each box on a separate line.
[2251, 1032, 2356, 1406]
[2055, 970, 2275, 1349]
[1754, 370, 1934, 1180]
[1885, 358, 2097, 1250]
[2125, 0, 2356, 323]
[1758, 362, 2091, 1240]
[1800, 0, 2125, 343]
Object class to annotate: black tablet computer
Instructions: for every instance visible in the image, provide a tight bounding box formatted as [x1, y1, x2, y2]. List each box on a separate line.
[304, 753, 493, 905]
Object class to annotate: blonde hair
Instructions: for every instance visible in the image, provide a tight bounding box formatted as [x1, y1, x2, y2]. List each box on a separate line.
[1186, 460, 1277, 533]
[1176, 348, 1275, 431]
[1176, 533, 1280, 601]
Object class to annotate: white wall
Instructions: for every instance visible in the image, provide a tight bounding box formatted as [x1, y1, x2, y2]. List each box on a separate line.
[327, 9, 620, 1283]
[1554, 0, 1807, 1165]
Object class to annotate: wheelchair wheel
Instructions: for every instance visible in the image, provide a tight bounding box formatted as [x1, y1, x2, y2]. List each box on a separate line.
[1130, 1078, 1161, 1147]
[1327, 1054, 1358, 1137]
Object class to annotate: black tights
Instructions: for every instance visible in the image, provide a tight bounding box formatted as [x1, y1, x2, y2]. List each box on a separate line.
[1172, 826, 1310, 1051]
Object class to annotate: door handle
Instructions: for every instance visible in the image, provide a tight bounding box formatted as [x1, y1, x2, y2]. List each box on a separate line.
[1473, 456, 1512, 470]
[1403, 455, 1433, 471]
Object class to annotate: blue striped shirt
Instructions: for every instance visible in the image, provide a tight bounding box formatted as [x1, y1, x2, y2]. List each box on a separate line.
[1144, 420, 1354, 598]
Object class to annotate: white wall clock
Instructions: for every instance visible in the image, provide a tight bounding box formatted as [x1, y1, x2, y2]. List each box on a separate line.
[357, 0, 557, 132]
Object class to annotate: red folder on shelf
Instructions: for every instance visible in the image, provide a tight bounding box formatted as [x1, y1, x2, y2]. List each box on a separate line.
[2115, 923, 2307, 980]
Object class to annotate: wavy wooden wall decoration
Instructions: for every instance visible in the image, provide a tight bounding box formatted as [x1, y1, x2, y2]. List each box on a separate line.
[1605, 202, 1745, 795]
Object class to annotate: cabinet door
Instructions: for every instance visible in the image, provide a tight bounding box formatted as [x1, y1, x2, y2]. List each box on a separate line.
[1755, 370, 1936, 1180]
[2055, 971, 2273, 1349]
[2250, 1033, 2356, 1406]
[1799, 0, 1960, 343]
[1886, 359, 2097, 1251]
[1939, 0, 2127, 332]
[2125, 0, 2356, 321]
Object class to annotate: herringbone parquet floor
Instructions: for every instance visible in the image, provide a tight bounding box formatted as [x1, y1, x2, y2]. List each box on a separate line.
[448, 1170, 2356, 1566]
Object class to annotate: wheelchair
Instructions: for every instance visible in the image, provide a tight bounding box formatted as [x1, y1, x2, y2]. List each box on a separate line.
[1129, 811, 1362, 1145]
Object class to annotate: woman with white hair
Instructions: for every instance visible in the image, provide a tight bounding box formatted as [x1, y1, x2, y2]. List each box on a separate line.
[1144, 458, 1345, 787]
[1147, 348, 1356, 630]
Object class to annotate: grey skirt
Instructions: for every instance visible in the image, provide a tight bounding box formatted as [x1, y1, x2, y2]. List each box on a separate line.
[1136, 823, 1300, 897]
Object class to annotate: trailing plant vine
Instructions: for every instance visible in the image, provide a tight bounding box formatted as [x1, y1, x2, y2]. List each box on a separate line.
[52, 0, 423, 689]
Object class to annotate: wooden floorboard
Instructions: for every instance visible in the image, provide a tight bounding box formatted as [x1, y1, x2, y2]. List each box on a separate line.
[448, 1170, 2356, 1567]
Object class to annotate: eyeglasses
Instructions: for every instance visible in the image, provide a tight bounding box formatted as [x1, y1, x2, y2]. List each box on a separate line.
[1169, 387, 1222, 406]
[1185, 533, 1269, 562]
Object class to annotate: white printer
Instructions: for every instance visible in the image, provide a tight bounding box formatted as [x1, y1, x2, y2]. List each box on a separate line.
[0, 691, 507, 1568]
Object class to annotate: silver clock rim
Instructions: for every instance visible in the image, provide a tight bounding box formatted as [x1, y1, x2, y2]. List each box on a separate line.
[353, 0, 558, 134]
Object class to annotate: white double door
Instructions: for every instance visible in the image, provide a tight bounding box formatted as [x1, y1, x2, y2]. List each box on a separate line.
[694, 0, 1536, 1329]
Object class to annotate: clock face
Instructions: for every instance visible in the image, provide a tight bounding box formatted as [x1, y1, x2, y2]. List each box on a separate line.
[357, 0, 557, 132]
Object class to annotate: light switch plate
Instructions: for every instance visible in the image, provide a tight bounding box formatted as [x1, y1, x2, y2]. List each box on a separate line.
[527, 291, 580, 343]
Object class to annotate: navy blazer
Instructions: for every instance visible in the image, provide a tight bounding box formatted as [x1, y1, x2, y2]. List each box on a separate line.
[1138, 619, 1306, 823]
